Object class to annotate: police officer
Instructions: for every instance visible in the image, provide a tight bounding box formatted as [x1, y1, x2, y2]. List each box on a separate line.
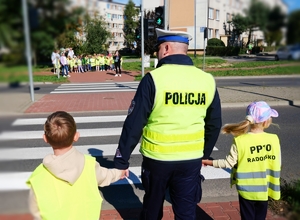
[114, 28, 222, 220]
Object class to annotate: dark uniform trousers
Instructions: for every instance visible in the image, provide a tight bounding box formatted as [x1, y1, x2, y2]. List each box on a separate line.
[238, 194, 268, 220]
[139, 156, 203, 220]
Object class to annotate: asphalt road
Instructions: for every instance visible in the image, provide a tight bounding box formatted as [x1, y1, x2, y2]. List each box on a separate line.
[1, 76, 299, 96]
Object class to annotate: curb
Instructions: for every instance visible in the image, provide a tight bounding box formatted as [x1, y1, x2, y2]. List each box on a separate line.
[221, 100, 300, 108]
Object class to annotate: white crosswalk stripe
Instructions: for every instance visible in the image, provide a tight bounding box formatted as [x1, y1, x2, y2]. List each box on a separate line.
[0, 115, 230, 191]
[51, 82, 140, 94]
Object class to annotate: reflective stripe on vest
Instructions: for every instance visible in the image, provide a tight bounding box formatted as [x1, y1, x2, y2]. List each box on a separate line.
[236, 170, 281, 179]
[233, 133, 281, 201]
[143, 128, 204, 143]
[140, 64, 216, 161]
[142, 141, 204, 153]
[27, 155, 102, 219]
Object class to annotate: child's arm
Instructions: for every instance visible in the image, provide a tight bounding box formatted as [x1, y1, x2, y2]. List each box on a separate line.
[28, 188, 42, 220]
[95, 162, 126, 187]
[202, 143, 238, 169]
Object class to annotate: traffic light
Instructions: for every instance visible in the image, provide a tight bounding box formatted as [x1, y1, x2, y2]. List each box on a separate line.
[155, 6, 164, 28]
[135, 27, 141, 41]
[144, 18, 155, 40]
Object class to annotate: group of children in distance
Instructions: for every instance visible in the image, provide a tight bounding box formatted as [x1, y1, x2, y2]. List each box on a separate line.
[67, 53, 123, 74]
[53, 50, 123, 78]
[27, 101, 281, 220]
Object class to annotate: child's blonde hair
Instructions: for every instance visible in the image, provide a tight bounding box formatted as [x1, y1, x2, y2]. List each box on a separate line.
[222, 101, 278, 136]
[221, 118, 272, 136]
[44, 111, 76, 148]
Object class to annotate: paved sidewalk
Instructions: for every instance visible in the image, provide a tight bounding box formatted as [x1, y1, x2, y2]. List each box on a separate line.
[1, 70, 297, 219]
[0, 203, 286, 220]
[1, 70, 299, 115]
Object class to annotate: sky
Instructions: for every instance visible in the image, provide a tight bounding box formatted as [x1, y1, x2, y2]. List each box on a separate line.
[285, 0, 300, 13]
[113, 0, 300, 13]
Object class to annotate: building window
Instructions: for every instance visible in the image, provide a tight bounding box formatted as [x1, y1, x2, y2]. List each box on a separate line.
[215, 29, 219, 39]
[119, 24, 123, 29]
[107, 13, 111, 19]
[236, 0, 240, 9]
[106, 3, 110, 9]
[114, 42, 118, 46]
[118, 6, 122, 10]
[208, 28, 213, 39]
[226, 13, 231, 22]
[208, 8, 214, 19]
[216, 10, 220, 21]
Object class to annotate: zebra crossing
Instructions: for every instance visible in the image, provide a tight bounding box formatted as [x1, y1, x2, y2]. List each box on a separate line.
[0, 114, 230, 192]
[51, 82, 140, 94]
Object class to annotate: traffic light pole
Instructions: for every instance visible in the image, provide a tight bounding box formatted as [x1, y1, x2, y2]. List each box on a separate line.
[164, 0, 168, 30]
[22, 0, 35, 102]
[194, 0, 196, 58]
[141, 0, 145, 77]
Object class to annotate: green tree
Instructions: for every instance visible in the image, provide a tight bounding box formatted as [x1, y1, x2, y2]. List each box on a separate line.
[243, 0, 270, 46]
[55, 7, 86, 52]
[0, 1, 21, 49]
[123, 0, 139, 48]
[264, 6, 285, 46]
[287, 10, 300, 44]
[231, 14, 248, 37]
[83, 14, 111, 54]
[30, 0, 85, 63]
[0, 0, 24, 63]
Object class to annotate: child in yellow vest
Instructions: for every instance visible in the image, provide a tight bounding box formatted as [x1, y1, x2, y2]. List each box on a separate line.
[27, 111, 126, 220]
[95, 54, 100, 72]
[73, 56, 78, 73]
[104, 55, 110, 71]
[202, 101, 281, 220]
[68, 57, 74, 73]
[99, 54, 105, 71]
[90, 54, 96, 71]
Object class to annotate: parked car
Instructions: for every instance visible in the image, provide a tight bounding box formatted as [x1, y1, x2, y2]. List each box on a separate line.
[119, 47, 133, 55]
[275, 45, 300, 61]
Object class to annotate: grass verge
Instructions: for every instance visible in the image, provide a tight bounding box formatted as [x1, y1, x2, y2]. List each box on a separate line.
[0, 59, 299, 83]
[269, 178, 300, 218]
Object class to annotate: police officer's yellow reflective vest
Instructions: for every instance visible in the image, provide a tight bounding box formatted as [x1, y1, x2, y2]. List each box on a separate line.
[27, 155, 103, 220]
[232, 132, 281, 201]
[140, 64, 216, 161]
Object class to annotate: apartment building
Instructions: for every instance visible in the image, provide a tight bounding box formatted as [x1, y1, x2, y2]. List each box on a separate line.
[206, 0, 288, 47]
[70, 0, 127, 53]
[97, 1, 127, 52]
[70, 0, 287, 51]
[144, 0, 287, 49]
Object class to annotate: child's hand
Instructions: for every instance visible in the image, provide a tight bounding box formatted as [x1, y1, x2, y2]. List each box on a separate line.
[120, 169, 129, 179]
[202, 159, 213, 166]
